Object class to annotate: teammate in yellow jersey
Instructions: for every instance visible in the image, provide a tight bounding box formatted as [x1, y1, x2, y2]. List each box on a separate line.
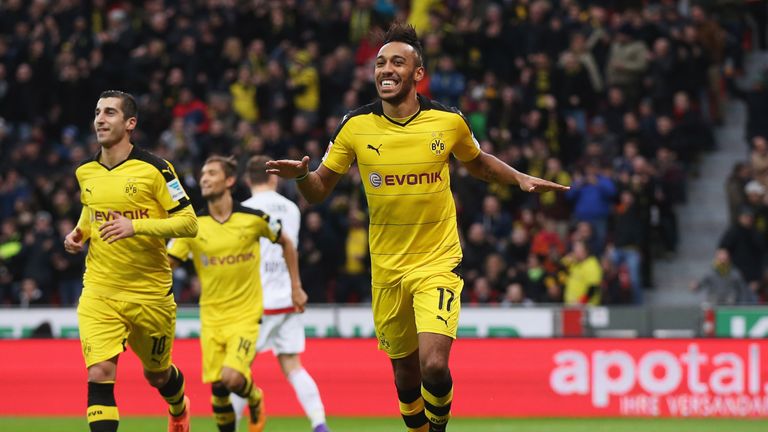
[266, 23, 569, 432]
[64, 90, 198, 432]
[168, 155, 305, 432]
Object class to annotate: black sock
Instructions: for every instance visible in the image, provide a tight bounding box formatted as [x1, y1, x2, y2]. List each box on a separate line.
[398, 386, 428, 432]
[87, 381, 119, 432]
[211, 383, 235, 432]
[157, 364, 187, 416]
[422, 374, 453, 432]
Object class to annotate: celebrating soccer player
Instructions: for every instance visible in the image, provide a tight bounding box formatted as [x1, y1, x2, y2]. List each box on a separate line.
[266, 23, 569, 432]
[168, 155, 304, 432]
[230, 155, 330, 432]
[65, 90, 198, 432]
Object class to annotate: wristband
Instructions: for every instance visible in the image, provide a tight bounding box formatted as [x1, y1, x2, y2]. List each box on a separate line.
[295, 170, 310, 182]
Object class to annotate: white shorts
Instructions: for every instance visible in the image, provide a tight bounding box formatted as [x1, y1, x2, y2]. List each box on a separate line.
[256, 312, 305, 355]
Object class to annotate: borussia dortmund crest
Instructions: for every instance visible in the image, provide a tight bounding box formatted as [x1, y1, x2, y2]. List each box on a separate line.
[124, 178, 138, 196]
[429, 132, 446, 156]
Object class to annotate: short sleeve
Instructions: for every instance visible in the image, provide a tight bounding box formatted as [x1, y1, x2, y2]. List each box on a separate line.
[154, 160, 192, 213]
[167, 237, 191, 262]
[321, 116, 356, 174]
[451, 112, 481, 162]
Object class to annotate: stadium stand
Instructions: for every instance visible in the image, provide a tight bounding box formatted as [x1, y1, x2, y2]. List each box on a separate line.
[0, 0, 764, 308]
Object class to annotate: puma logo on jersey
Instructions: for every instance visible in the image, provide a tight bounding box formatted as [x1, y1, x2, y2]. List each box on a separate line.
[436, 315, 449, 327]
[85, 187, 93, 195]
[367, 144, 382, 155]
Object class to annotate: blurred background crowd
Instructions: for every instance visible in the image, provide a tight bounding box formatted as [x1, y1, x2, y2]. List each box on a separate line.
[0, 0, 767, 308]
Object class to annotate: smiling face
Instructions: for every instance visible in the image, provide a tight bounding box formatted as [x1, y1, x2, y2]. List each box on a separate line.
[93, 97, 136, 148]
[374, 41, 424, 105]
[199, 161, 234, 200]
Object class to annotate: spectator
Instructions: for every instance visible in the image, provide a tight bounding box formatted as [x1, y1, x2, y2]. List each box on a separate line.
[690, 249, 754, 305]
[299, 211, 339, 303]
[17, 278, 46, 308]
[501, 282, 534, 307]
[609, 190, 644, 303]
[565, 162, 617, 250]
[335, 209, 369, 303]
[561, 240, 603, 305]
[172, 87, 210, 135]
[725, 162, 752, 224]
[719, 207, 765, 291]
[430, 55, 465, 108]
[230, 66, 259, 123]
[463, 222, 496, 283]
[468, 277, 498, 305]
[605, 23, 649, 104]
[750, 136, 768, 176]
[476, 195, 513, 243]
[288, 50, 320, 125]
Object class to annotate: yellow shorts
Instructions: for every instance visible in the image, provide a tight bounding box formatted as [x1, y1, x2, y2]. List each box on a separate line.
[200, 316, 260, 383]
[77, 293, 176, 372]
[372, 268, 463, 359]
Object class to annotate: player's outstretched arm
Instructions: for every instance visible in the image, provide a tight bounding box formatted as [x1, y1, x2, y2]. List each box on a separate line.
[266, 156, 343, 204]
[277, 232, 307, 313]
[462, 151, 570, 193]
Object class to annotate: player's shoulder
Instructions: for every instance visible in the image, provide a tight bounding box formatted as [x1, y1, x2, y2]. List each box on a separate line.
[128, 146, 177, 181]
[245, 191, 298, 210]
[419, 94, 472, 131]
[233, 202, 269, 220]
[75, 152, 101, 177]
[419, 94, 466, 119]
[330, 100, 381, 141]
[195, 206, 210, 218]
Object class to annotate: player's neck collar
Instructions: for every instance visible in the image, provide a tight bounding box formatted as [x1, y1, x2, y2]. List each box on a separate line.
[96, 144, 137, 171]
[376, 94, 429, 127]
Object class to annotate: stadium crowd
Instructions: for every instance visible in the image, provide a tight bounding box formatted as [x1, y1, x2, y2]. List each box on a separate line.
[0, 0, 763, 307]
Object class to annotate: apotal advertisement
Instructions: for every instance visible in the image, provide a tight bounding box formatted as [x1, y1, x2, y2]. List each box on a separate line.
[2, 339, 767, 417]
[543, 340, 768, 417]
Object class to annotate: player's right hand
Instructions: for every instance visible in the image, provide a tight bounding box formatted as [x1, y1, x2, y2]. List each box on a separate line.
[64, 227, 85, 254]
[292, 285, 308, 313]
[266, 156, 310, 179]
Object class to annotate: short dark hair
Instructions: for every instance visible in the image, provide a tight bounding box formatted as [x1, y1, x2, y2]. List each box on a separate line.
[383, 22, 423, 67]
[204, 155, 238, 179]
[246, 155, 272, 185]
[99, 90, 138, 121]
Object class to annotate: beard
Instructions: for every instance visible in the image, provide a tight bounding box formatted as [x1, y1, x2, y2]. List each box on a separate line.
[378, 77, 415, 106]
[96, 128, 128, 148]
[201, 189, 220, 200]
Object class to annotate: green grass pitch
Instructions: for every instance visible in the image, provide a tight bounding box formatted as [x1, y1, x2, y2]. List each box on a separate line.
[1, 416, 768, 432]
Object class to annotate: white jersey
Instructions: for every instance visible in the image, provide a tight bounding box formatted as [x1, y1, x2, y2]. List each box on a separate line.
[242, 190, 301, 311]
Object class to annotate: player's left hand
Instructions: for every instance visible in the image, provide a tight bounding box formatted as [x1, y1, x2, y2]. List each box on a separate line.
[99, 210, 135, 243]
[518, 174, 570, 193]
[292, 285, 308, 313]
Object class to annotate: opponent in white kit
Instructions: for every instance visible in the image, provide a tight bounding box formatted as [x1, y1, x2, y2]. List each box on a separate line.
[231, 155, 330, 432]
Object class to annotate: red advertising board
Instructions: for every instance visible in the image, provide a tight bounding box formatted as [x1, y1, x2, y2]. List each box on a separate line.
[1, 338, 767, 417]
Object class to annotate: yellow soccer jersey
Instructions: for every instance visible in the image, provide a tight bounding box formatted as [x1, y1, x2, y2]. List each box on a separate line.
[167, 204, 282, 327]
[322, 94, 481, 284]
[76, 146, 193, 302]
